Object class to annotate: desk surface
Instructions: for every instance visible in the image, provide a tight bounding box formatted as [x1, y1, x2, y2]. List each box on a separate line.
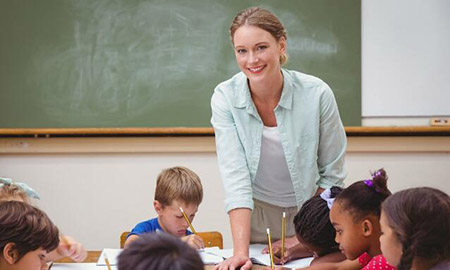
[60, 251, 282, 270]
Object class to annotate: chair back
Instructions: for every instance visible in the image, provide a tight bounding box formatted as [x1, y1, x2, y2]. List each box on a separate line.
[120, 231, 223, 249]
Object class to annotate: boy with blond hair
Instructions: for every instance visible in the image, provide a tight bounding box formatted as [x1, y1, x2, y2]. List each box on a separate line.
[125, 166, 204, 249]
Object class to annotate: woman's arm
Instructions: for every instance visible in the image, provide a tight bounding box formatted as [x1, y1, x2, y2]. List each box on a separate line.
[211, 84, 254, 270]
[213, 208, 252, 270]
[316, 85, 347, 189]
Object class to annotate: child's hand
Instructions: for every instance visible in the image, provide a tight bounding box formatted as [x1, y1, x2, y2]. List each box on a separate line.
[262, 235, 299, 254]
[181, 234, 204, 250]
[56, 235, 87, 262]
[273, 245, 294, 265]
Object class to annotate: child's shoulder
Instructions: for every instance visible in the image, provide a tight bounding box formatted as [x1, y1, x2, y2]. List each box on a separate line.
[131, 217, 162, 234]
[359, 253, 395, 270]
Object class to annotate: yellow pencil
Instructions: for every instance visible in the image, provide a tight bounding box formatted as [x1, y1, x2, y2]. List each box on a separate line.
[104, 254, 112, 270]
[180, 207, 197, 234]
[267, 228, 275, 270]
[281, 211, 286, 259]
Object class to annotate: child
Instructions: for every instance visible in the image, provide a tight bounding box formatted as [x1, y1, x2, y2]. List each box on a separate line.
[0, 177, 87, 263]
[380, 187, 450, 270]
[0, 177, 40, 202]
[274, 186, 346, 265]
[302, 168, 395, 270]
[0, 200, 60, 270]
[125, 166, 205, 249]
[118, 232, 203, 270]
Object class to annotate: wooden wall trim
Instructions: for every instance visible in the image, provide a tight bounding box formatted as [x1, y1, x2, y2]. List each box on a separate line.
[0, 126, 449, 137]
[1, 137, 449, 154]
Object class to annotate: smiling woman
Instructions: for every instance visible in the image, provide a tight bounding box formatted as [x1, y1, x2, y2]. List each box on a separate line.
[210, 7, 347, 270]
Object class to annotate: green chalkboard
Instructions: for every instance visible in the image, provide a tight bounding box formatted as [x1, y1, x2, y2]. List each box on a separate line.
[0, 0, 360, 128]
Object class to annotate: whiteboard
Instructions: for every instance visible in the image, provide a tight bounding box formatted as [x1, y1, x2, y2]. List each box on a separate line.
[362, 0, 450, 117]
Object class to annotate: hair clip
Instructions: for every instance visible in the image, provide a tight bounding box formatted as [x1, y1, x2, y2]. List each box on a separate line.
[0, 177, 41, 199]
[364, 170, 381, 193]
[319, 188, 335, 209]
[364, 179, 374, 188]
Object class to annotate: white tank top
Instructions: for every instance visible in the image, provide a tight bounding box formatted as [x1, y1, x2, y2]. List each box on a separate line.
[253, 126, 297, 207]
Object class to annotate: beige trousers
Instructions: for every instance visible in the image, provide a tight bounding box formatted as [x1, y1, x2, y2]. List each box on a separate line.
[250, 199, 298, 244]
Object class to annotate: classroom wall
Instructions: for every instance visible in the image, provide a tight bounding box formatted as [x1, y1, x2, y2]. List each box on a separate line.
[1, 136, 449, 250]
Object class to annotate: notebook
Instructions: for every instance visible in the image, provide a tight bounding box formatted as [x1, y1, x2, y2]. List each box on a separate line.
[51, 263, 117, 270]
[204, 244, 314, 269]
[96, 249, 122, 266]
[96, 247, 225, 265]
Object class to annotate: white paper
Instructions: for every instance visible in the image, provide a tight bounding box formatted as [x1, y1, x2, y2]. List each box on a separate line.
[96, 249, 122, 266]
[51, 263, 117, 270]
[204, 244, 313, 269]
[199, 247, 225, 264]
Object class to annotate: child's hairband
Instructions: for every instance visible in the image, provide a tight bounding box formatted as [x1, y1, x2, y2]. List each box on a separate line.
[0, 177, 41, 199]
[363, 170, 382, 193]
[320, 188, 335, 209]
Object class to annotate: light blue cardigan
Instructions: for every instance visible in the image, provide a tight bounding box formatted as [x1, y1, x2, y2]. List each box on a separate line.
[211, 69, 347, 213]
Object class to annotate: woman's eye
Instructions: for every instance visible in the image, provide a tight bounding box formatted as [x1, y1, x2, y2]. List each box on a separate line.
[257, 45, 267, 50]
[237, 49, 247, 54]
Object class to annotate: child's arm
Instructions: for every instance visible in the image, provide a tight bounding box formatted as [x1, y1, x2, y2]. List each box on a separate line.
[262, 235, 300, 255]
[299, 258, 360, 270]
[309, 251, 346, 265]
[124, 235, 140, 249]
[181, 234, 204, 250]
[47, 235, 87, 262]
[273, 243, 312, 264]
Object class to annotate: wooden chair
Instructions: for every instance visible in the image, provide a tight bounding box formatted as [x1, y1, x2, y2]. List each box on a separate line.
[120, 231, 223, 249]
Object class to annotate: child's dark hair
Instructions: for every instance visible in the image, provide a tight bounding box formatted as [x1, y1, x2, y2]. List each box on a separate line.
[294, 186, 343, 254]
[118, 232, 203, 270]
[382, 187, 450, 270]
[336, 168, 391, 222]
[0, 201, 59, 261]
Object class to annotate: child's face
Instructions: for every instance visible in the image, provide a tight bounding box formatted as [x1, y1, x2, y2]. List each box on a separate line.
[155, 199, 198, 237]
[296, 235, 324, 258]
[329, 201, 370, 260]
[9, 247, 49, 270]
[379, 210, 402, 267]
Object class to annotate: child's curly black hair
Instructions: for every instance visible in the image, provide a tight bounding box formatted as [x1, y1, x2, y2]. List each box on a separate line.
[294, 186, 343, 255]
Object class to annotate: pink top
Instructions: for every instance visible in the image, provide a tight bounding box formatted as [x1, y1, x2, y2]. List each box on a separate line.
[358, 253, 396, 270]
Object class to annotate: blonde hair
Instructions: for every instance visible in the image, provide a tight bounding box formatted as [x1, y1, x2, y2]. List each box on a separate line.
[154, 166, 203, 207]
[0, 185, 29, 203]
[230, 7, 288, 65]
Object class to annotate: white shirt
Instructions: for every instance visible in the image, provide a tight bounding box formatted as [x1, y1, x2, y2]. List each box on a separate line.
[253, 126, 297, 207]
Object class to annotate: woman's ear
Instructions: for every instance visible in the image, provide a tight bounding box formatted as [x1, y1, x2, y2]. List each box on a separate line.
[362, 219, 374, 237]
[3, 243, 19, 264]
[279, 37, 287, 54]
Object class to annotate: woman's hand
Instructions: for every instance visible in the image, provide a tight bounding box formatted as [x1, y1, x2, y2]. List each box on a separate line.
[213, 254, 252, 270]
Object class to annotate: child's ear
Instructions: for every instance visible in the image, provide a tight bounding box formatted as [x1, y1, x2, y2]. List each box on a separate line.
[362, 219, 374, 237]
[154, 200, 163, 215]
[3, 243, 19, 264]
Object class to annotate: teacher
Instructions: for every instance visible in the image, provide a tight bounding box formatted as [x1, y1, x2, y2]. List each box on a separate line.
[211, 7, 347, 270]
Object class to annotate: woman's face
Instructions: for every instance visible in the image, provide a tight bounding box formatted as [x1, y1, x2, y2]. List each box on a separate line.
[232, 25, 285, 84]
[379, 210, 403, 267]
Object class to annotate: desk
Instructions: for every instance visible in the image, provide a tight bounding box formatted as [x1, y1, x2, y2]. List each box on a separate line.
[58, 251, 284, 270]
